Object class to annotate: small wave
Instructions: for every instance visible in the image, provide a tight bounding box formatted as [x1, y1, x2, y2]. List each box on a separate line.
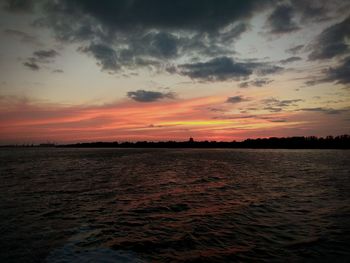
[46, 226, 146, 263]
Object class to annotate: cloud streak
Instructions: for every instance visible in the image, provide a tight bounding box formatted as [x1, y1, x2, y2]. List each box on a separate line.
[308, 15, 350, 60]
[23, 49, 60, 71]
[1, 95, 329, 143]
[226, 96, 250, 104]
[127, 90, 175, 102]
[266, 5, 299, 34]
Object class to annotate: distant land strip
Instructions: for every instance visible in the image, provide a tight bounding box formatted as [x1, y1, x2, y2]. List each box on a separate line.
[2, 135, 350, 149]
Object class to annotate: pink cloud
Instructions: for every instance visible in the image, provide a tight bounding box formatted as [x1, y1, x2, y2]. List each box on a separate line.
[0, 96, 348, 144]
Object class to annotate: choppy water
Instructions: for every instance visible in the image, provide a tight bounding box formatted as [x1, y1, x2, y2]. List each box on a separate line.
[0, 148, 349, 262]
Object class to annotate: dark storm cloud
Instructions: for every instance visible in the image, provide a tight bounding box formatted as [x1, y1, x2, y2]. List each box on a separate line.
[47, 0, 269, 32]
[178, 57, 283, 81]
[239, 78, 273, 88]
[279, 56, 302, 64]
[179, 57, 252, 81]
[308, 16, 350, 60]
[28, 0, 269, 48]
[264, 1, 347, 35]
[291, 0, 330, 22]
[219, 23, 248, 44]
[286, 45, 304, 55]
[77, 34, 180, 73]
[305, 56, 350, 86]
[322, 56, 350, 85]
[140, 32, 178, 58]
[127, 90, 175, 102]
[79, 43, 119, 71]
[21, 0, 276, 74]
[2, 0, 35, 13]
[3, 0, 346, 80]
[77, 32, 181, 71]
[226, 96, 250, 104]
[266, 5, 300, 34]
[125, 32, 181, 62]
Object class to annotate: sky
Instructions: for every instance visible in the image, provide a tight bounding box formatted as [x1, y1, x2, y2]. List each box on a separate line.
[0, 0, 349, 144]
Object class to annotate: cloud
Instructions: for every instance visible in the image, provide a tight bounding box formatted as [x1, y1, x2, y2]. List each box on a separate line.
[207, 107, 226, 112]
[266, 1, 348, 35]
[263, 107, 282, 112]
[266, 5, 300, 34]
[276, 99, 303, 107]
[179, 57, 252, 81]
[212, 114, 256, 120]
[2, 0, 345, 81]
[40, 0, 269, 33]
[323, 56, 350, 84]
[299, 107, 349, 115]
[33, 49, 59, 60]
[22, 49, 60, 71]
[178, 57, 283, 81]
[305, 56, 350, 86]
[308, 15, 350, 60]
[255, 65, 283, 76]
[3, 29, 41, 46]
[265, 1, 344, 35]
[139, 32, 179, 59]
[262, 97, 303, 112]
[291, 0, 330, 22]
[2, 0, 35, 13]
[79, 43, 119, 71]
[269, 119, 287, 122]
[219, 23, 249, 44]
[23, 61, 40, 71]
[239, 78, 273, 88]
[75, 33, 183, 72]
[286, 44, 304, 55]
[239, 82, 249, 88]
[279, 56, 302, 64]
[226, 96, 249, 104]
[263, 98, 303, 107]
[127, 90, 175, 102]
[22, 0, 276, 74]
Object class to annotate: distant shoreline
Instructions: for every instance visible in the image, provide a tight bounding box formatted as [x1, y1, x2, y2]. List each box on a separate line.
[2, 135, 349, 149]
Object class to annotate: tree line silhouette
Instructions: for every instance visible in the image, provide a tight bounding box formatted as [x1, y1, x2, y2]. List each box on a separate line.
[54, 135, 350, 149]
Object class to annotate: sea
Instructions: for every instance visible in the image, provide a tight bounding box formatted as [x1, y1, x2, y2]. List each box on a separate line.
[0, 148, 349, 262]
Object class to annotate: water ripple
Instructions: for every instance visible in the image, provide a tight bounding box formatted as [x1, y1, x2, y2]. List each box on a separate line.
[0, 148, 349, 262]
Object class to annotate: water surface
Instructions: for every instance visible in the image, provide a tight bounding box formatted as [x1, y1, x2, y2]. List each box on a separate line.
[0, 148, 349, 262]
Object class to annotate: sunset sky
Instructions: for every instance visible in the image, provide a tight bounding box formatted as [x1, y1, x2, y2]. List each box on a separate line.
[0, 0, 349, 144]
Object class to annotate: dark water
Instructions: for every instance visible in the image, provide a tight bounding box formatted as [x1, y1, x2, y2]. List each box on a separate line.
[0, 148, 349, 262]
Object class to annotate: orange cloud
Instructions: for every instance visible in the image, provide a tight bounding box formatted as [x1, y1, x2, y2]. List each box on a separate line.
[0, 95, 348, 144]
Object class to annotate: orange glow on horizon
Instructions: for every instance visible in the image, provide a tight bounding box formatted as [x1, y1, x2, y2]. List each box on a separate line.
[1, 93, 340, 144]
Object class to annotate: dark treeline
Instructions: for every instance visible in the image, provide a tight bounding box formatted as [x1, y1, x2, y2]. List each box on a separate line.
[55, 135, 350, 149]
